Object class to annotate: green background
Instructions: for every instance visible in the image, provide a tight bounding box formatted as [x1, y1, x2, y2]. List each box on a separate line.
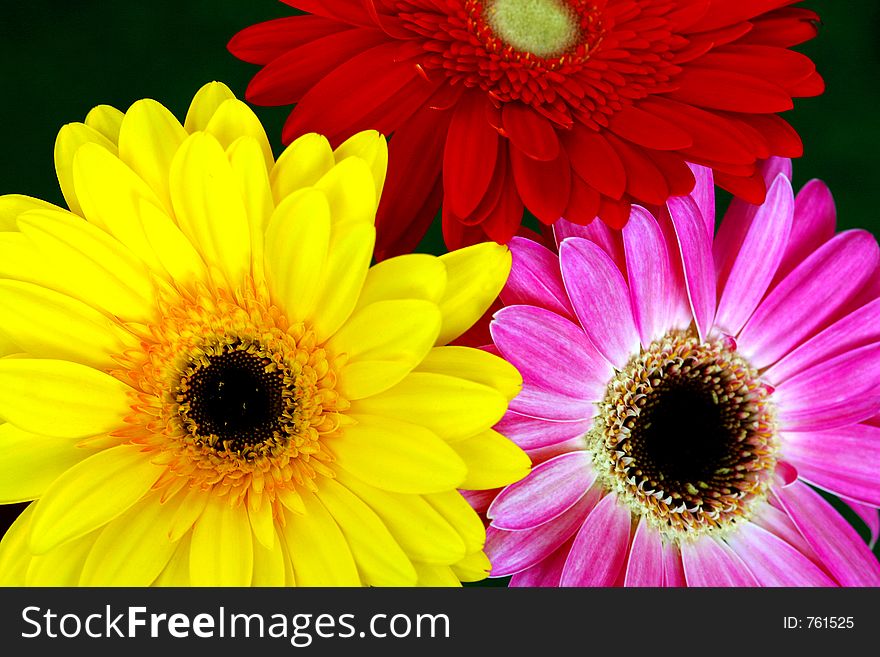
[0, 1, 878, 557]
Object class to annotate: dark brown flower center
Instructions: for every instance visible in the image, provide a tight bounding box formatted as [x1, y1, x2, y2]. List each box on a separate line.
[590, 332, 777, 536]
[175, 341, 296, 457]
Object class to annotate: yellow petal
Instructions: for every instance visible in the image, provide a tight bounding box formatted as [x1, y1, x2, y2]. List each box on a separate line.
[26, 530, 98, 586]
[79, 493, 181, 586]
[154, 533, 192, 587]
[0, 194, 61, 231]
[331, 414, 466, 494]
[139, 201, 208, 286]
[167, 486, 210, 542]
[335, 469, 467, 565]
[227, 136, 275, 287]
[280, 493, 360, 586]
[205, 98, 274, 172]
[330, 299, 441, 400]
[184, 81, 236, 133]
[270, 133, 335, 202]
[416, 346, 522, 401]
[190, 496, 254, 587]
[351, 372, 508, 442]
[0, 359, 131, 439]
[451, 429, 531, 490]
[0, 330, 17, 358]
[0, 503, 35, 586]
[414, 562, 461, 587]
[311, 221, 375, 343]
[451, 550, 492, 582]
[251, 529, 286, 587]
[333, 131, 388, 201]
[355, 254, 447, 311]
[170, 133, 252, 287]
[263, 188, 331, 322]
[315, 157, 378, 230]
[84, 104, 124, 145]
[247, 498, 275, 550]
[0, 279, 137, 369]
[28, 444, 165, 554]
[0, 423, 99, 503]
[54, 122, 117, 216]
[424, 490, 486, 555]
[436, 242, 511, 345]
[117, 98, 188, 212]
[316, 478, 417, 586]
[15, 209, 156, 322]
[73, 143, 166, 274]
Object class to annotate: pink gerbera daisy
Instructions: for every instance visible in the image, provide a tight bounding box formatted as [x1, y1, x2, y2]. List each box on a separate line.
[483, 159, 880, 586]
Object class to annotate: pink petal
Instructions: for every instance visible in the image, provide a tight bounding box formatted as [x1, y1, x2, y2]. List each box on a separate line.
[493, 411, 592, 451]
[667, 195, 716, 341]
[774, 342, 880, 431]
[622, 206, 689, 346]
[714, 175, 794, 336]
[737, 230, 880, 369]
[491, 305, 611, 420]
[460, 488, 498, 514]
[763, 297, 880, 385]
[560, 493, 632, 586]
[486, 488, 600, 577]
[681, 535, 759, 587]
[686, 163, 715, 238]
[726, 521, 836, 586]
[559, 238, 640, 369]
[773, 178, 837, 285]
[488, 451, 595, 531]
[553, 218, 626, 273]
[501, 237, 576, 320]
[662, 541, 686, 587]
[845, 500, 879, 549]
[508, 537, 574, 587]
[774, 481, 880, 586]
[624, 516, 664, 587]
[752, 503, 817, 562]
[782, 424, 880, 506]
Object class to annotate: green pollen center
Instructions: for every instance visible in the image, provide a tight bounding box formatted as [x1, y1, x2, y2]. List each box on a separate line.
[485, 0, 580, 57]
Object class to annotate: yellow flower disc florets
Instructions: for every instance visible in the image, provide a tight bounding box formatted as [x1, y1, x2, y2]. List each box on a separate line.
[116, 280, 345, 512]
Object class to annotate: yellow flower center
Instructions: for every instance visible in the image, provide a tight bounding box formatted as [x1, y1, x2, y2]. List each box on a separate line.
[484, 0, 581, 57]
[588, 331, 778, 539]
[115, 279, 346, 510]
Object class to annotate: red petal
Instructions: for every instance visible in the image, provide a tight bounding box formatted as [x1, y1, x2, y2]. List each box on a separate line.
[643, 149, 696, 197]
[458, 141, 508, 227]
[442, 204, 489, 250]
[686, 0, 798, 33]
[281, 0, 373, 25]
[740, 8, 820, 47]
[598, 196, 632, 230]
[605, 134, 671, 205]
[246, 28, 388, 106]
[510, 145, 571, 225]
[715, 168, 767, 205]
[741, 114, 803, 157]
[281, 42, 436, 144]
[695, 45, 816, 91]
[667, 66, 793, 113]
[481, 178, 525, 245]
[562, 174, 601, 226]
[374, 106, 449, 259]
[607, 104, 693, 151]
[443, 92, 500, 218]
[228, 16, 344, 65]
[640, 96, 757, 165]
[789, 71, 825, 97]
[501, 103, 559, 162]
[564, 126, 627, 199]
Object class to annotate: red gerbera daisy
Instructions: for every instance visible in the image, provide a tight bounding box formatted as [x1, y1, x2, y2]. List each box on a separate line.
[230, 0, 823, 257]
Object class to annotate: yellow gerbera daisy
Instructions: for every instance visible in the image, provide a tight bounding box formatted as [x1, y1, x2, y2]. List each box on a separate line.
[0, 82, 529, 587]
